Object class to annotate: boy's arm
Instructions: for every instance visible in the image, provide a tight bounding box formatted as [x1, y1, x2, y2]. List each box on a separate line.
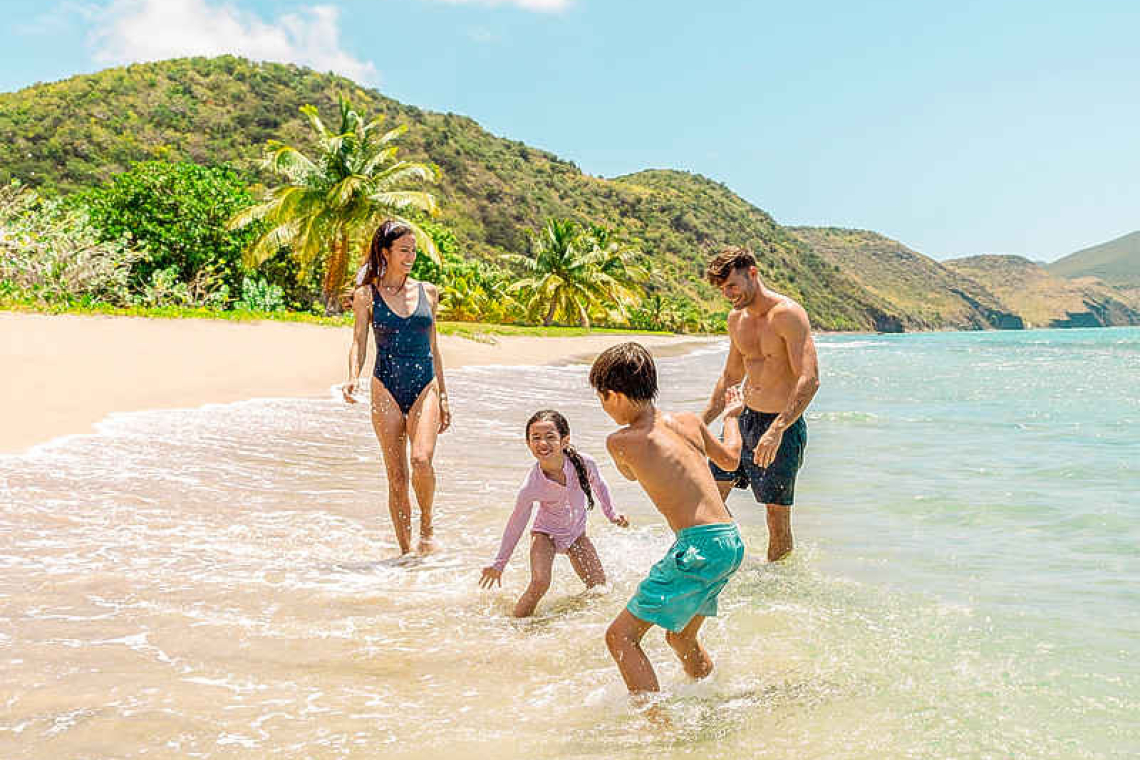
[699, 413, 743, 472]
[605, 434, 638, 481]
[585, 456, 626, 524]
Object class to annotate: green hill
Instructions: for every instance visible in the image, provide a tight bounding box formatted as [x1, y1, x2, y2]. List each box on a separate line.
[788, 227, 1023, 330]
[1048, 230, 1140, 287]
[0, 56, 893, 331]
[944, 255, 1140, 328]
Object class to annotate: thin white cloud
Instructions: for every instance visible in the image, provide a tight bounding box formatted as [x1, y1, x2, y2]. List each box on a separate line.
[466, 26, 501, 43]
[431, 0, 571, 12]
[88, 0, 378, 84]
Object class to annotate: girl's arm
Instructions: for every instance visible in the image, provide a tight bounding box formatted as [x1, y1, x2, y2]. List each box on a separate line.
[342, 287, 372, 403]
[425, 282, 450, 432]
[488, 486, 537, 573]
[586, 456, 628, 527]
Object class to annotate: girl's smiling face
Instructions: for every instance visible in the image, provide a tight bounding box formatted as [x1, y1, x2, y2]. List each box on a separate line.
[526, 420, 567, 465]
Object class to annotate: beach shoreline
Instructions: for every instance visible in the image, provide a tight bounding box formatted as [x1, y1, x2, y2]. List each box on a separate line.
[0, 311, 720, 454]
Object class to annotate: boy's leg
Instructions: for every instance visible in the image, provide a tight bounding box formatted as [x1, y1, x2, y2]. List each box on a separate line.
[605, 609, 658, 693]
[765, 504, 793, 561]
[567, 535, 606, 588]
[513, 534, 555, 618]
[664, 615, 714, 680]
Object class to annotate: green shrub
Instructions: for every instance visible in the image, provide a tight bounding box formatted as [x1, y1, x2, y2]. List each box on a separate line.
[0, 181, 140, 306]
[235, 276, 285, 312]
[83, 161, 261, 290]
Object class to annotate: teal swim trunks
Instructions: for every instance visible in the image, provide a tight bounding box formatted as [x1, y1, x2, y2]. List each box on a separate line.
[627, 523, 745, 632]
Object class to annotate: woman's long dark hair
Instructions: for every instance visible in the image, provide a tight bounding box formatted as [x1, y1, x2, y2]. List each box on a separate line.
[355, 219, 415, 287]
[525, 409, 594, 510]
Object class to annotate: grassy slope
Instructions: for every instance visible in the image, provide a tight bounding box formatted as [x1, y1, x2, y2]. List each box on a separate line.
[944, 255, 1140, 328]
[0, 56, 889, 331]
[787, 227, 1021, 330]
[1048, 230, 1140, 286]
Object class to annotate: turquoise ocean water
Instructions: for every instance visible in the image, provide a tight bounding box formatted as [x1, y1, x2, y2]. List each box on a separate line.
[0, 327, 1136, 758]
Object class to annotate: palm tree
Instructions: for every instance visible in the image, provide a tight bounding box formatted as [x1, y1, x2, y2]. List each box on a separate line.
[502, 218, 621, 328]
[582, 223, 649, 322]
[229, 98, 439, 313]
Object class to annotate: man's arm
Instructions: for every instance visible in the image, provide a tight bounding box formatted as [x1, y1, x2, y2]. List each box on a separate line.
[751, 305, 820, 468]
[702, 339, 745, 424]
[605, 434, 638, 481]
[772, 305, 820, 431]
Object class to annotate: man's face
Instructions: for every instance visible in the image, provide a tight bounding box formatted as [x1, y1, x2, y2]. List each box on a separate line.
[717, 267, 757, 309]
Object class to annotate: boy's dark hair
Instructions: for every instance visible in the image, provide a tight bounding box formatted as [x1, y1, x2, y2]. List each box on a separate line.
[589, 342, 658, 402]
[705, 245, 757, 285]
[525, 410, 593, 509]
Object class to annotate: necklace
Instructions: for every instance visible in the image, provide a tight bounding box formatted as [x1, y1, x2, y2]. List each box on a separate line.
[379, 277, 407, 293]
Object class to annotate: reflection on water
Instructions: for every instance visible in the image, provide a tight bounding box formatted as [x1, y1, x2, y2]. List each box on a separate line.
[1, 330, 1137, 758]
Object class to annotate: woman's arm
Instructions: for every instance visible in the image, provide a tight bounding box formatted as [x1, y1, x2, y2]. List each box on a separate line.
[425, 282, 450, 432]
[342, 286, 372, 403]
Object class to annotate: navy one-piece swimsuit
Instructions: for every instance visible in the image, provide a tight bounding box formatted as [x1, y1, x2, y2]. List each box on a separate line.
[372, 282, 435, 414]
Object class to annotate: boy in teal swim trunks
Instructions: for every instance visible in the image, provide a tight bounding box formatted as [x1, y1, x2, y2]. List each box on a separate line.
[590, 342, 746, 694]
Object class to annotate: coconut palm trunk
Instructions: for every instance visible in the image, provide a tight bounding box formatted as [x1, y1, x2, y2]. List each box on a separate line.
[321, 231, 350, 314]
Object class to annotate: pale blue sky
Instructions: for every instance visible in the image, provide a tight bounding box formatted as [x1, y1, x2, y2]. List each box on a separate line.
[4, 0, 1138, 261]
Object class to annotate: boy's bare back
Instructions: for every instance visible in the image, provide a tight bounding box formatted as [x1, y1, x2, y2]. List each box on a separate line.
[607, 410, 734, 533]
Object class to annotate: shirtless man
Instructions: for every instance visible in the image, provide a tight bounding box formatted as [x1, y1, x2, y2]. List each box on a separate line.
[591, 342, 746, 694]
[702, 246, 820, 562]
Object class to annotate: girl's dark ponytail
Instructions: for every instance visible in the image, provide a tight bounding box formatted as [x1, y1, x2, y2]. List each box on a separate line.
[563, 444, 595, 511]
[525, 409, 594, 509]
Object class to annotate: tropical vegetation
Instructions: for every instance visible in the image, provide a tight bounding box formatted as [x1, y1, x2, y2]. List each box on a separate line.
[229, 97, 439, 313]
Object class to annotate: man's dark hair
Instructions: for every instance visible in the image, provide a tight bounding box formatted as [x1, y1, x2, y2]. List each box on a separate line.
[589, 342, 658, 402]
[705, 245, 757, 285]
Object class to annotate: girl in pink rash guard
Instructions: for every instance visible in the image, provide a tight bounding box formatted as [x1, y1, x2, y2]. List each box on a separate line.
[479, 409, 629, 617]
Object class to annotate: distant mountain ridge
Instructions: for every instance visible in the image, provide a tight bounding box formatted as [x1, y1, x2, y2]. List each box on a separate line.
[1048, 230, 1140, 287]
[945, 254, 1140, 329]
[787, 228, 1024, 331]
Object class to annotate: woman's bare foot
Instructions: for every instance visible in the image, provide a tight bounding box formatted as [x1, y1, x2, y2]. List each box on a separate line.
[416, 534, 436, 555]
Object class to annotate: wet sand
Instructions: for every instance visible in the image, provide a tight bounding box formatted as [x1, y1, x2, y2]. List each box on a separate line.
[0, 312, 718, 453]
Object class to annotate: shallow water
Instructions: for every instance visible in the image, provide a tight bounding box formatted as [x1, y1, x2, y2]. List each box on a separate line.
[1, 328, 1137, 758]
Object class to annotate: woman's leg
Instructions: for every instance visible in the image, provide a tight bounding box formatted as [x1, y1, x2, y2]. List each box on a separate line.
[371, 379, 411, 554]
[514, 533, 556, 618]
[567, 534, 607, 588]
[405, 382, 442, 553]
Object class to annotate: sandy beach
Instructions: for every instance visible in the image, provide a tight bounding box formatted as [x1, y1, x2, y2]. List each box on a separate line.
[0, 311, 717, 454]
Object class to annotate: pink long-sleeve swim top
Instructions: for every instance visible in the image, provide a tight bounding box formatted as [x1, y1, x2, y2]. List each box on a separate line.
[490, 452, 619, 572]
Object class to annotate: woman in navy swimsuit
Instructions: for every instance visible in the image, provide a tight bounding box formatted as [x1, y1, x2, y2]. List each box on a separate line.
[343, 220, 451, 556]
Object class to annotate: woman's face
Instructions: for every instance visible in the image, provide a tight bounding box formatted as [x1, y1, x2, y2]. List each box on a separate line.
[384, 233, 417, 276]
[526, 420, 567, 464]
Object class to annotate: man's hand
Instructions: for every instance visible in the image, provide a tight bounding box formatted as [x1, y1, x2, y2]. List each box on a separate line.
[723, 385, 745, 418]
[342, 379, 359, 404]
[479, 567, 502, 589]
[753, 426, 784, 469]
[612, 514, 630, 528]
